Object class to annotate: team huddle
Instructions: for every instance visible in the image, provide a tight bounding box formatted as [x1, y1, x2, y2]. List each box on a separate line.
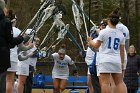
[1, 0, 138, 93]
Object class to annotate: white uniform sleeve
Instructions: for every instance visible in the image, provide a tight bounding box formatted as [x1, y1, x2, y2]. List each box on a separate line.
[12, 27, 21, 37]
[116, 23, 130, 40]
[66, 55, 74, 65]
[97, 29, 105, 42]
[120, 36, 125, 45]
[52, 53, 58, 59]
[125, 27, 130, 40]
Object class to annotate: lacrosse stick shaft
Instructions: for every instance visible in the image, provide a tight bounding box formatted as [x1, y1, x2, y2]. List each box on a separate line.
[67, 30, 82, 51]
[72, 3, 85, 51]
[40, 21, 56, 47]
[20, 0, 50, 36]
[80, 0, 88, 38]
[45, 39, 59, 52]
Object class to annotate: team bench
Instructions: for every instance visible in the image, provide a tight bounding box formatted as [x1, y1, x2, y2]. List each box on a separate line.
[32, 75, 88, 92]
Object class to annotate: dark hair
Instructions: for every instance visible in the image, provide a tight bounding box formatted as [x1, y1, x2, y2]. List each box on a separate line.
[100, 19, 108, 27]
[108, 8, 120, 26]
[8, 10, 17, 21]
[112, 7, 121, 17]
[61, 44, 66, 49]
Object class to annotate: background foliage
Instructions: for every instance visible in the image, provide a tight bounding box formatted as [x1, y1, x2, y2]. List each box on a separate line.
[7, 0, 140, 61]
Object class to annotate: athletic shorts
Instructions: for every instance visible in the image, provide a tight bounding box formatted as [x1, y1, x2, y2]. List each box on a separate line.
[52, 72, 69, 80]
[98, 62, 122, 75]
[16, 62, 29, 76]
[7, 61, 18, 72]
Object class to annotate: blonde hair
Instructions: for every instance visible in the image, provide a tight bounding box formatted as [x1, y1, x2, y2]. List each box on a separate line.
[0, 0, 5, 9]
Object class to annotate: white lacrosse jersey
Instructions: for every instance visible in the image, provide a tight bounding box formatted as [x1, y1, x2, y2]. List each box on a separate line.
[116, 23, 130, 40]
[17, 46, 37, 76]
[17, 50, 31, 76]
[97, 26, 125, 64]
[85, 39, 97, 65]
[10, 27, 21, 62]
[29, 45, 38, 68]
[85, 47, 95, 65]
[116, 23, 130, 61]
[52, 53, 74, 79]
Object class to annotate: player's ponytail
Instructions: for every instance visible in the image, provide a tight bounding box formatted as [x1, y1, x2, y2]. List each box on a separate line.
[112, 7, 120, 16]
[108, 7, 120, 26]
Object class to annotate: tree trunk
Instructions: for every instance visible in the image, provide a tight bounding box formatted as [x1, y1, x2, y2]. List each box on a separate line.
[120, 0, 123, 8]
[123, 0, 130, 26]
[135, 0, 140, 53]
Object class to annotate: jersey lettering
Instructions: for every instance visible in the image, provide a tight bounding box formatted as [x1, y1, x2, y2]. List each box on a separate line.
[123, 33, 126, 37]
[108, 37, 120, 50]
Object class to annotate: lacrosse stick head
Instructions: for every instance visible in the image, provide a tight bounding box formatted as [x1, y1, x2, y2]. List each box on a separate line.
[25, 29, 32, 35]
[40, 0, 44, 4]
[25, 29, 36, 36]
[57, 24, 69, 40]
[54, 12, 63, 19]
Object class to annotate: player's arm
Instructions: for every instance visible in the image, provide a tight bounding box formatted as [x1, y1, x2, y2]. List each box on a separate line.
[18, 51, 34, 61]
[40, 45, 56, 59]
[120, 45, 124, 64]
[46, 52, 54, 59]
[71, 63, 79, 79]
[125, 27, 130, 53]
[69, 60, 78, 79]
[18, 42, 35, 61]
[89, 46, 99, 52]
[125, 39, 129, 53]
[18, 41, 33, 51]
[120, 33, 125, 70]
[120, 36, 125, 71]
[87, 36, 101, 49]
[71, 63, 78, 74]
